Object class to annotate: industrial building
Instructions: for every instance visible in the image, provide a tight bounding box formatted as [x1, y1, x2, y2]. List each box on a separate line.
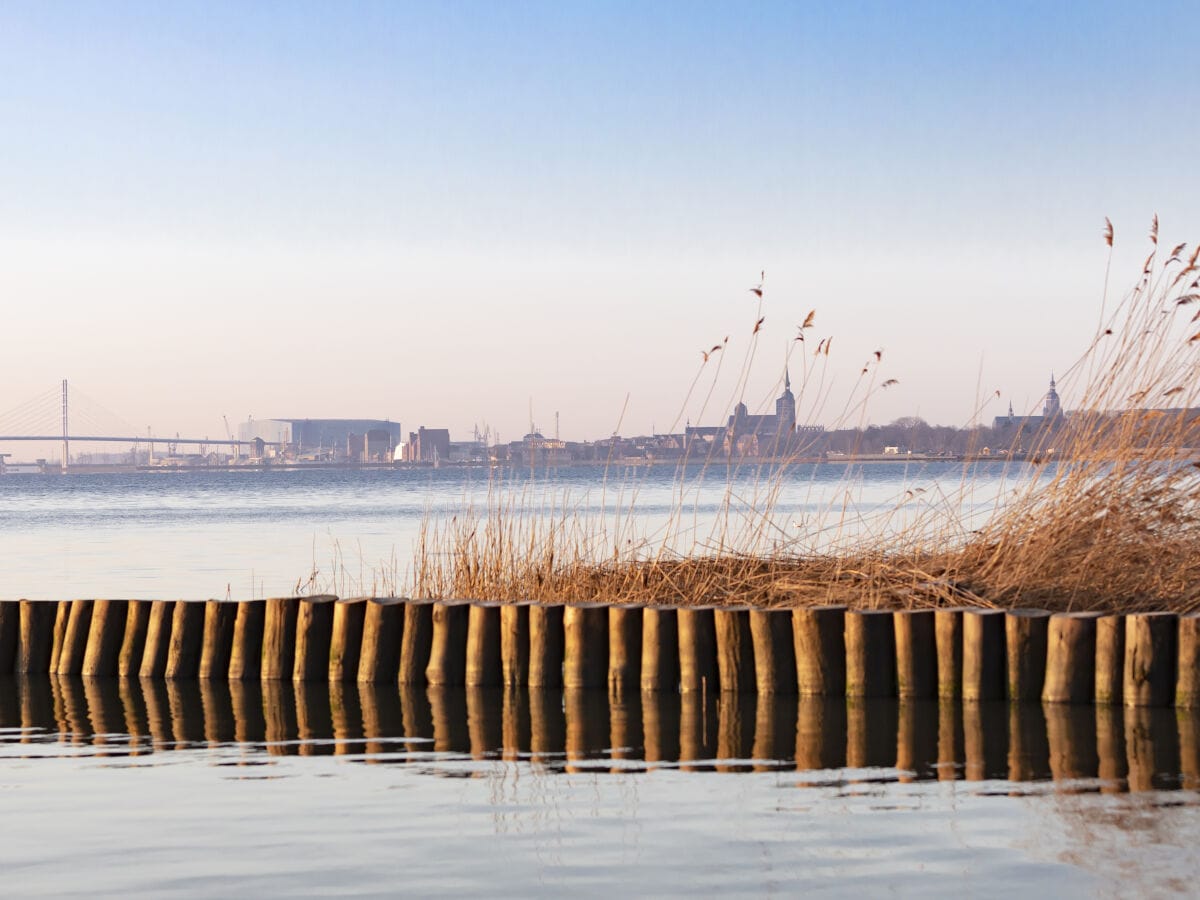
[238, 418, 402, 462]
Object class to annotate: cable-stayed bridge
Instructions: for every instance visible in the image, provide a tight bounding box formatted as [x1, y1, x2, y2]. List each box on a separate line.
[0, 380, 271, 471]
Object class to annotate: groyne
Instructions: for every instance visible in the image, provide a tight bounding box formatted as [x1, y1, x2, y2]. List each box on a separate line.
[0, 598, 1195, 709]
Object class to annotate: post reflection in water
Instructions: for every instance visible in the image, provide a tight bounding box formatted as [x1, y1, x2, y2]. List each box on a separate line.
[1096, 704, 1128, 792]
[753, 694, 798, 772]
[501, 688, 530, 761]
[716, 692, 755, 773]
[467, 687, 503, 760]
[847, 698, 899, 771]
[937, 698, 963, 781]
[609, 689, 643, 768]
[897, 700, 938, 782]
[1125, 706, 1180, 793]
[1045, 703, 1099, 785]
[1008, 702, 1051, 783]
[329, 681, 364, 754]
[565, 689, 609, 773]
[796, 696, 846, 772]
[964, 701, 1008, 781]
[1, 674, 1200, 792]
[529, 687, 565, 762]
[678, 691, 718, 771]
[642, 690, 681, 765]
[360, 682, 405, 760]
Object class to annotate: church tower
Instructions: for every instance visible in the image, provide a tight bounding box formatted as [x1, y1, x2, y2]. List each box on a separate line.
[1043, 374, 1062, 419]
[775, 368, 796, 435]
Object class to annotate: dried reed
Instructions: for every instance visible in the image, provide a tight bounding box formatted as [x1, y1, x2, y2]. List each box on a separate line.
[410, 221, 1200, 613]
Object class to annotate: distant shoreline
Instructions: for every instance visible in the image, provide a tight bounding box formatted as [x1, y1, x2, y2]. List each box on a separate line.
[0, 453, 1041, 475]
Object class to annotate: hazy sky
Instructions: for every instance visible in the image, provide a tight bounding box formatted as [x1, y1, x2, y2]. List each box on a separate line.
[3, 1, 1198, 453]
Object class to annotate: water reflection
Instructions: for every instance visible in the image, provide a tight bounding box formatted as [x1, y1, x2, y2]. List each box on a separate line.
[0, 674, 1196, 792]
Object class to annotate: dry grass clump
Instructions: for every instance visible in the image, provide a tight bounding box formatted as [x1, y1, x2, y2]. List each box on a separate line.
[412, 221, 1200, 612]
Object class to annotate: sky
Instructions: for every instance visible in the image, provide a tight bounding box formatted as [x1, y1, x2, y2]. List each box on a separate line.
[2, 0, 1199, 454]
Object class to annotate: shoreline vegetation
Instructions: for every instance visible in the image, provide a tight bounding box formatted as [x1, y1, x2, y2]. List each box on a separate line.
[413, 219, 1200, 614]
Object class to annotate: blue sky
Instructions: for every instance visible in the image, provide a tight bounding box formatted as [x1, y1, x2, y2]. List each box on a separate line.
[2, 1, 1198, 446]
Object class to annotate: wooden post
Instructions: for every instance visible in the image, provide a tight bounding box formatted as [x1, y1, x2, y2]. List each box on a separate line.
[528, 603, 564, 688]
[399, 600, 434, 685]
[165, 601, 206, 679]
[608, 604, 643, 697]
[58, 599, 94, 675]
[500, 601, 531, 687]
[962, 609, 1005, 702]
[934, 608, 964, 699]
[0, 600, 19, 673]
[713, 607, 755, 694]
[357, 598, 405, 683]
[845, 609, 896, 698]
[425, 600, 470, 686]
[118, 600, 151, 677]
[328, 597, 368, 682]
[261, 596, 304, 680]
[465, 602, 503, 687]
[1177, 613, 1200, 708]
[49, 601, 69, 674]
[641, 607, 679, 693]
[293, 595, 337, 682]
[749, 608, 796, 695]
[793, 606, 846, 697]
[1006, 608, 1051, 701]
[17, 600, 57, 674]
[198, 600, 237, 679]
[1042, 611, 1102, 704]
[227, 600, 267, 681]
[894, 609, 936, 700]
[1095, 614, 1125, 705]
[81, 599, 128, 678]
[1123, 611, 1178, 708]
[563, 603, 608, 690]
[677, 606, 718, 694]
[139, 600, 174, 679]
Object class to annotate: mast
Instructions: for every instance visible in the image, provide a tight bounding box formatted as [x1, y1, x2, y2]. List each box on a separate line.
[61, 379, 68, 473]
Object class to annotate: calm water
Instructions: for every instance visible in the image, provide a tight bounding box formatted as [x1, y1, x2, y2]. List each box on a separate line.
[1, 677, 1198, 896]
[0, 462, 1028, 600]
[7, 463, 1195, 896]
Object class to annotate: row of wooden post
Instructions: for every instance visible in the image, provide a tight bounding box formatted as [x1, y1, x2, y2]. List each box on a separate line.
[0, 600, 1194, 707]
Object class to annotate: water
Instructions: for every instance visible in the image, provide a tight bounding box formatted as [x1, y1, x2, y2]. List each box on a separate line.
[1, 677, 1198, 896]
[7, 463, 1195, 895]
[0, 462, 1029, 600]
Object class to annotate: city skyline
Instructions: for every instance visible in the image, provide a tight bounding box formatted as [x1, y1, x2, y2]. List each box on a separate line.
[3, 2, 1198, 446]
